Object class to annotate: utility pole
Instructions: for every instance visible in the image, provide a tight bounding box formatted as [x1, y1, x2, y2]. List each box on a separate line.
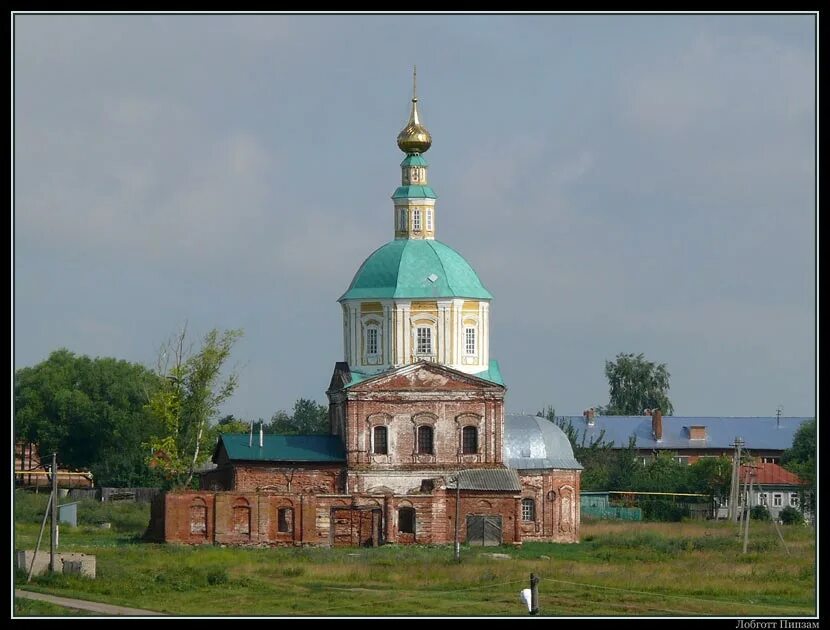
[529, 573, 540, 615]
[729, 437, 744, 521]
[742, 471, 753, 554]
[50, 452, 58, 573]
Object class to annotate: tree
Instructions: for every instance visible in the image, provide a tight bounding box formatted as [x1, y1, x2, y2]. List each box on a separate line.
[14, 349, 166, 486]
[599, 352, 674, 416]
[781, 418, 816, 516]
[267, 398, 329, 435]
[687, 455, 732, 500]
[146, 325, 243, 488]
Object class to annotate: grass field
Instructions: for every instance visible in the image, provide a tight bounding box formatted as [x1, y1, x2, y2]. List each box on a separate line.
[13, 493, 817, 617]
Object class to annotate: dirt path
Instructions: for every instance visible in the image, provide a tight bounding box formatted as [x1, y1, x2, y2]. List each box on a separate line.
[15, 589, 165, 616]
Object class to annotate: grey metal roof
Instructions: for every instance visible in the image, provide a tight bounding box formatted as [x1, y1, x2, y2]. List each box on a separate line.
[446, 468, 522, 492]
[503, 414, 583, 470]
[553, 415, 811, 452]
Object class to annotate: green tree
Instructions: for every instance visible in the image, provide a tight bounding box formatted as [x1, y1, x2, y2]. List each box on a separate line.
[14, 349, 165, 486]
[267, 398, 329, 435]
[688, 456, 732, 500]
[146, 326, 243, 488]
[599, 352, 674, 415]
[781, 418, 816, 516]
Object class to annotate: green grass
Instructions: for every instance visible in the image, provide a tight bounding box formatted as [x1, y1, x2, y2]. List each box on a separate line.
[13, 499, 817, 617]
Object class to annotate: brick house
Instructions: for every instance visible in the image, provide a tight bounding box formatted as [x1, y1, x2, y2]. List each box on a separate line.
[148, 76, 582, 547]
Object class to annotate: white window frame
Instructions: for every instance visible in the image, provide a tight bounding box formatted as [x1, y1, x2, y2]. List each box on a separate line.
[521, 498, 535, 522]
[426, 208, 433, 231]
[412, 208, 421, 231]
[416, 326, 432, 355]
[365, 325, 379, 357]
[759, 492, 769, 506]
[772, 493, 782, 507]
[789, 492, 799, 507]
[464, 326, 476, 355]
[411, 167, 420, 183]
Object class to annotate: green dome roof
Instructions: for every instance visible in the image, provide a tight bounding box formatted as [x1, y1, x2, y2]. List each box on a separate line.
[339, 239, 493, 301]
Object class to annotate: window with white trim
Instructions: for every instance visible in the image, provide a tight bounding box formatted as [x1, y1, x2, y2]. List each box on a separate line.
[416, 327, 432, 354]
[426, 208, 433, 231]
[789, 493, 799, 507]
[365, 326, 379, 356]
[464, 327, 476, 355]
[521, 498, 535, 522]
[773, 493, 782, 507]
[759, 492, 769, 506]
[412, 208, 421, 231]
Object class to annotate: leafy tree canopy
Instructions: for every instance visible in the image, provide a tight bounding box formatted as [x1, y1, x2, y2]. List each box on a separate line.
[267, 398, 329, 435]
[146, 326, 243, 488]
[14, 349, 166, 486]
[599, 352, 674, 416]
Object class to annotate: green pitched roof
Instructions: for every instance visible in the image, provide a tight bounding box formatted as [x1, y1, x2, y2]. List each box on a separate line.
[392, 185, 437, 199]
[473, 360, 504, 386]
[218, 433, 345, 463]
[400, 154, 429, 167]
[339, 239, 493, 301]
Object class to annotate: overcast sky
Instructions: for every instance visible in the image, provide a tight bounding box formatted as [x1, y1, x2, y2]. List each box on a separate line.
[13, 13, 816, 420]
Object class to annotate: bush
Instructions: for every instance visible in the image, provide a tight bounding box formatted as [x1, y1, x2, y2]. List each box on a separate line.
[750, 505, 771, 521]
[779, 506, 803, 525]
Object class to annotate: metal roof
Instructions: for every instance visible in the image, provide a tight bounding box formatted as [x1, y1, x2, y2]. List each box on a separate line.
[446, 468, 522, 492]
[400, 155, 429, 167]
[339, 239, 493, 301]
[218, 433, 346, 463]
[553, 415, 811, 452]
[392, 184, 437, 199]
[503, 414, 583, 470]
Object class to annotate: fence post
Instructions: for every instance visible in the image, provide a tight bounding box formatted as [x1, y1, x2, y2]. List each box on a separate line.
[530, 573, 540, 615]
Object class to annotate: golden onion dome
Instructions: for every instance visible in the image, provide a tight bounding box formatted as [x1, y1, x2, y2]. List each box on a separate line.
[397, 67, 431, 154]
[397, 97, 432, 154]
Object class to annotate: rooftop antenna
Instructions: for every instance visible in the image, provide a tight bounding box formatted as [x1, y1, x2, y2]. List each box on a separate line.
[776, 405, 783, 428]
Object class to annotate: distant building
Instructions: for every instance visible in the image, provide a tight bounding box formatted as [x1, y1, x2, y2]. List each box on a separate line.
[559, 409, 810, 465]
[728, 462, 811, 522]
[14, 441, 94, 489]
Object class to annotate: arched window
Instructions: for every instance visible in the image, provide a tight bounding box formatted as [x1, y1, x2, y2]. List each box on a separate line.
[277, 507, 293, 533]
[462, 426, 478, 454]
[522, 498, 536, 522]
[373, 426, 388, 455]
[398, 507, 416, 534]
[417, 426, 434, 455]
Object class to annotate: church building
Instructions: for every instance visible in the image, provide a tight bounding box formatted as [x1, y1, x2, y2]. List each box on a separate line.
[149, 73, 582, 547]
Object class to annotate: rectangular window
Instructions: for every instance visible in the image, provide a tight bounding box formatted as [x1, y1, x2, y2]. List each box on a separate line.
[366, 327, 378, 356]
[426, 209, 433, 231]
[373, 426, 388, 455]
[773, 493, 782, 507]
[399, 208, 407, 230]
[413, 208, 421, 231]
[417, 426, 433, 455]
[416, 327, 432, 354]
[759, 492, 768, 506]
[462, 426, 477, 454]
[522, 498, 535, 522]
[790, 493, 799, 507]
[674, 456, 690, 466]
[465, 327, 476, 355]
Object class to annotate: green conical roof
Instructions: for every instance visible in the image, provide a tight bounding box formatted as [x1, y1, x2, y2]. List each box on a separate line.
[339, 239, 493, 301]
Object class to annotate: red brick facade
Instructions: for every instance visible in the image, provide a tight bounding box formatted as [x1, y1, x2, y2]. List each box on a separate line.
[154, 363, 582, 546]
